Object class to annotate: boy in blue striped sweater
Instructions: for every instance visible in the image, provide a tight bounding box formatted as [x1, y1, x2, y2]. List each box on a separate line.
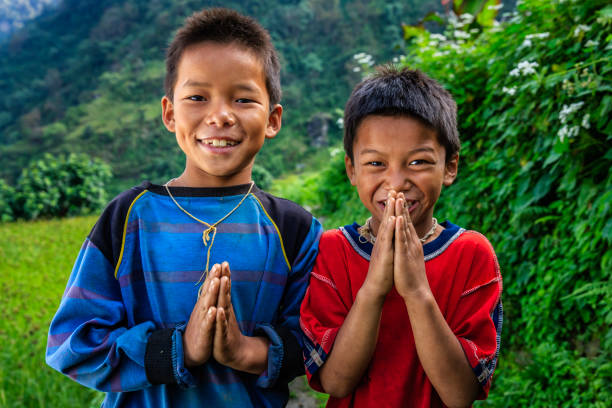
[46, 8, 322, 407]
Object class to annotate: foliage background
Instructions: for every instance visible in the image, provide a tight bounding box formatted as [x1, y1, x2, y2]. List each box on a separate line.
[1, 0, 611, 407]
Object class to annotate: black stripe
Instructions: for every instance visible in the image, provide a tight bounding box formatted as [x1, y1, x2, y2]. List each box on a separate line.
[88, 184, 147, 268]
[276, 327, 305, 380]
[144, 328, 177, 385]
[252, 189, 313, 267]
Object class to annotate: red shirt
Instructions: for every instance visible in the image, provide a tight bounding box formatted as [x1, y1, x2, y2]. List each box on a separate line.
[300, 222, 503, 408]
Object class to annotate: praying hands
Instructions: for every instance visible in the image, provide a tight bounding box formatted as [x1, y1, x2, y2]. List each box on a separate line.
[183, 262, 270, 373]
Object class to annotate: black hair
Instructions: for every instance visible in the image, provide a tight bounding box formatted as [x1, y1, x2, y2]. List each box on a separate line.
[343, 65, 460, 162]
[165, 7, 281, 105]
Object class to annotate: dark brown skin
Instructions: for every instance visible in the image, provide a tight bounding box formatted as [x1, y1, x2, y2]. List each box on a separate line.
[183, 262, 269, 374]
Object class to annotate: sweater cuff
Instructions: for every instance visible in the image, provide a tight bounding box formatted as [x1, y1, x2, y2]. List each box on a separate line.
[172, 323, 197, 388]
[145, 328, 176, 385]
[254, 324, 304, 388]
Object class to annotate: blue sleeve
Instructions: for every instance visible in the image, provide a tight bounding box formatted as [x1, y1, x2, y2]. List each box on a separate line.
[255, 217, 323, 387]
[46, 240, 195, 391]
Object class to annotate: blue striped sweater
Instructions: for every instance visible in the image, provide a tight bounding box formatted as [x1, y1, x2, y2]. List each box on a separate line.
[46, 182, 322, 407]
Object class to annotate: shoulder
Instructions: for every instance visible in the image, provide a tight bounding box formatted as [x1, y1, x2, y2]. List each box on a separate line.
[453, 229, 497, 258]
[252, 188, 320, 265]
[252, 189, 314, 226]
[88, 182, 150, 267]
[450, 229, 502, 293]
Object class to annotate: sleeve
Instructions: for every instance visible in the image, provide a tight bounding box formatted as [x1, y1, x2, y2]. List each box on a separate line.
[45, 191, 195, 392]
[299, 231, 352, 392]
[255, 216, 323, 387]
[450, 232, 503, 400]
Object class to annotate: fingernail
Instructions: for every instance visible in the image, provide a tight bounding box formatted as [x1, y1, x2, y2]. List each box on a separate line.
[208, 307, 214, 315]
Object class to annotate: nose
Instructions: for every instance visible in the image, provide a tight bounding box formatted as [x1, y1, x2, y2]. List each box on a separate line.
[386, 167, 409, 193]
[206, 100, 235, 127]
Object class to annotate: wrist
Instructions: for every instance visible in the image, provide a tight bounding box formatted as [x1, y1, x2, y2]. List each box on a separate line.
[228, 335, 269, 374]
[356, 284, 387, 308]
[402, 286, 435, 311]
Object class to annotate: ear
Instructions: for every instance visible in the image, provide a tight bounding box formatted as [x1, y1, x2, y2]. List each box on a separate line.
[161, 96, 175, 132]
[265, 104, 283, 139]
[443, 154, 459, 186]
[345, 154, 357, 186]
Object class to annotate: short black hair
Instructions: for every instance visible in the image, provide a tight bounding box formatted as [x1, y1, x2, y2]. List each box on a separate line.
[165, 8, 281, 105]
[343, 66, 460, 162]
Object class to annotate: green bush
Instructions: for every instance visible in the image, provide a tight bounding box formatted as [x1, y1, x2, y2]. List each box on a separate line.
[13, 153, 112, 220]
[252, 164, 274, 191]
[398, 0, 611, 405]
[0, 179, 16, 222]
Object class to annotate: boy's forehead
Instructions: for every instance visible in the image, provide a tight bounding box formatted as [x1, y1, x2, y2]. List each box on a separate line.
[353, 114, 444, 153]
[175, 41, 267, 87]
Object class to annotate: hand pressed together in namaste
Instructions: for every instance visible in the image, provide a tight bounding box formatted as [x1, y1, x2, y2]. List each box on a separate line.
[182, 262, 269, 373]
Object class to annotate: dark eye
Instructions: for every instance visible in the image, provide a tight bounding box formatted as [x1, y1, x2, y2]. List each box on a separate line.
[409, 159, 427, 166]
[367, 161, 384, 167]
[236, 98, 255, 103]
[187, 95, 204, 102]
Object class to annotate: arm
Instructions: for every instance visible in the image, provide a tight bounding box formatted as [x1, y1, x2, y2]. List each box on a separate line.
[46, 238, 177, 391]
[393, 195, 478, 408]
[318, 195, 397, 398]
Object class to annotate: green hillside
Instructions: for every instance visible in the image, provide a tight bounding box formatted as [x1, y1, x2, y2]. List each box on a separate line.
[0, 0, 440, 194]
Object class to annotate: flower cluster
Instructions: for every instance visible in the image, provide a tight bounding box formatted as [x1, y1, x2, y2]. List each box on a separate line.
[509, 60, 539, 76]
[557, 101, 589, 142]
[521, 32, 549, 47]
[352, 52, 374, 72]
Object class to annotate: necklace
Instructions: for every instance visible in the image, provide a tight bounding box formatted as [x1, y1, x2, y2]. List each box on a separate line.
[164, 178, 255, 293]
[358, 217, 438, 245]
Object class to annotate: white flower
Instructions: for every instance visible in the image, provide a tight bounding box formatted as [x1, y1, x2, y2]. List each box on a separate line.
[585, 40, 599, 48]
[573, 24, 591, 37]
[454, 30, 470, 39]
[559, 102, 584, 124]
[330, 147, 342, 156]
[502, 86, 517, 96]
[510, 68, 520, 77]
[353, 67, 361, 72]
[521, 39, 532, 48]
[430, 34, 447, 42]
[487, 4, 504, 11]
[557, 125, 579, 142]
[581, 114, 590, 129]
[469, 28, 480, 34]
[525, 32, 550, 40]
[460, 13, 474, 24]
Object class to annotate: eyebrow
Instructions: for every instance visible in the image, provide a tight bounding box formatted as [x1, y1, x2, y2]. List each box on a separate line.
[181, 79, 258, 93]
[359, 146, 436, 155]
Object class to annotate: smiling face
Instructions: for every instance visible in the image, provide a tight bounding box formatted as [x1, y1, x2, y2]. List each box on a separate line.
[161, 41, 282, 187]
[345, 115, 458, 238]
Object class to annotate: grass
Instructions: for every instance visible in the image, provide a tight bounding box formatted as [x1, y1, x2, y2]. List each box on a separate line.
[0, 215, 327, 407]
[0, 216, 104, 407]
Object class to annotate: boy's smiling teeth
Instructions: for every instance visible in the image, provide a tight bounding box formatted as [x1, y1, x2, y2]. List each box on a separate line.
[201, 139, 239, 147]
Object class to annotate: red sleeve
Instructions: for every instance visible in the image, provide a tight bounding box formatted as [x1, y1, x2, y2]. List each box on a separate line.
[449, 231, 503, 399]
[299, 230, 353, 392]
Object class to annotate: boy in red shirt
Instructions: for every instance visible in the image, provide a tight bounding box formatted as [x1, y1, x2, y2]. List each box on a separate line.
[300, 66, 503, 407]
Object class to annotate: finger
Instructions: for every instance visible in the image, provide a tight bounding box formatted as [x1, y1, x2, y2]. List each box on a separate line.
[201, 277, 220, 310]
[221, 261, 231, 279]
[215, 307, 228, 347]
[217, 276, 231, 309]
[395, 194, 405, 218]
[203, 306, 216, 331]
[396, 216, 408, 245]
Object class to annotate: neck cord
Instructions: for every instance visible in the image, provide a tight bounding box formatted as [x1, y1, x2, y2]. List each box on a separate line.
[164, 179, 255, 293]
[358, 217, 438, 245]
